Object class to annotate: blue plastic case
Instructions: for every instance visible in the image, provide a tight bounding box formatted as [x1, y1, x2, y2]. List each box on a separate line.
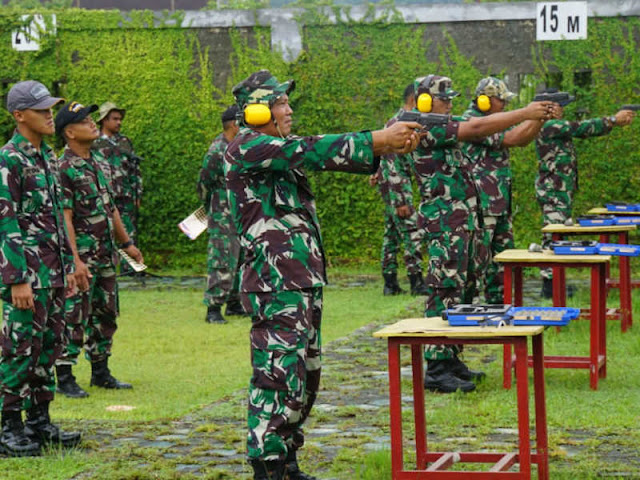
[551, 241, 598, 255]
[509, 307, 579, 326]
[611, 216, 640, 225]
[577, 215, 616, 226]
[445, 305, 579, 327]
[605, 203, 640, 212]
[596, 243, 640, 257]
[445, 304, 512, 326]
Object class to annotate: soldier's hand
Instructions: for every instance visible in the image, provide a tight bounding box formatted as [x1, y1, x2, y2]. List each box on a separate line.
[614, 109, 634, 126]
[385, 121, 423, 154]
[11, 283, 35, 312]
[369, 173, 379, 187]
[525, 101, 555, 121]
[396, 205, 412, 218]
[65, 274, 77, 299]
[125, 245, 144, 264]
[74, 260, 92, 292]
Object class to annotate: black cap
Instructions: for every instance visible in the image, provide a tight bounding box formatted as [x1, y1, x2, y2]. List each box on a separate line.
[55, 101, 98, 136]
[221, 104, 239, 124]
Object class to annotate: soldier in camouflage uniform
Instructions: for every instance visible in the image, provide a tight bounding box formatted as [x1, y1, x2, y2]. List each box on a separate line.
[0, 81, 81, 456]
[92, 102, 142, 274]
[407, 75, 553, 393]
[54, 101, 144, 398]
[535, 89, 634, 297]
[372, 83, 428, 297]
[224, 70, 421, 480]
[462, 77, 549, 304]
[197, 105, 244, 324]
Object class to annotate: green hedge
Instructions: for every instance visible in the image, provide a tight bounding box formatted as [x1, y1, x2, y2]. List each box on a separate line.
[1, 9, 639, 268]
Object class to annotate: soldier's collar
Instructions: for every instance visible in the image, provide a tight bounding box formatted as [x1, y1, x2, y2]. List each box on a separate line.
[12, 129, 53, 159]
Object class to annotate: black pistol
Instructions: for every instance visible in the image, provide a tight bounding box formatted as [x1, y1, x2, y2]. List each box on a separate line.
[397, 111, 450, 131]
[533, 91, 576, 105]
[620, 104, 640, 111]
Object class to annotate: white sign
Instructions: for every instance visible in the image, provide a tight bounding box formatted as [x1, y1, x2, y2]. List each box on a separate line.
[178, 206, 208, 240]
[537, 2, 587, 41]
[12, 14, 56, 52]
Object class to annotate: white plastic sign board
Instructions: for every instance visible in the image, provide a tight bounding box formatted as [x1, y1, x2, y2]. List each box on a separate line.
[12, 14, 56, 52]
[537, 2, 587, 41]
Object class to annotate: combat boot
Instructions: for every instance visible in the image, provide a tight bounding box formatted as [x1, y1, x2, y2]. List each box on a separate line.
[424, 359, 476, 393]
[206, 305, 227, 324]
[383, 273, 405, 296]
[56, 365, 89, 398]
[285, 449, 319, 480]
[225, 300, 247, 317]
[24, 403, 81, 448]
[446, 356, 486, 383]
[250, 458, 286, 480]
[90, 358, 133, 389]
[0, 410, 41, 457]
[408, 273, 429, 296]
[541, 278, 552, 299]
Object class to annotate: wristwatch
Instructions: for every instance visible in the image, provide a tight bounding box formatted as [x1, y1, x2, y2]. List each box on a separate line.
[119, 239, 134, 249]
[609, 116, 617, 125]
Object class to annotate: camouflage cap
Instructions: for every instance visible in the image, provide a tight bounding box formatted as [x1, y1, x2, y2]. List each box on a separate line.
[232, 69, 295, 108]
[475, 77, 516, 102]
[97, 101, 126, 123]
[415, 75, 459, 100]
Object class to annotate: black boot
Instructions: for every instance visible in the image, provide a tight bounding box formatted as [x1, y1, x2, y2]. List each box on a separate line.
[0, 410, 41, 457]
[250, 458, 286, 480]
[206, 305, 227, 324]
[424, 359, 476, 393]
[383, 273, 405, 296]
[225, 300, 247, 317]
[285, 449, 319, 480]
[446, 356, 486, 383]
[56, 365, 89, 399]
[90, 358, 133, 389]
[24, 403, 81, 448]
[541, 278, 552, 299]
[408, 273, 429, 296]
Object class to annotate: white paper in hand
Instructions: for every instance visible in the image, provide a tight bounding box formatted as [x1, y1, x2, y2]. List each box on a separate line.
[178, 206, 208, 240]
[118, 249, 147, 273]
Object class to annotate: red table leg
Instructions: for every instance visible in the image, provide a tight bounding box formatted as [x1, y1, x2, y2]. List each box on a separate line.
[411, 344, 427, 470]
[532, 333, 549, 480]
[503, 266, 514, 389]
[618, 232, 632, 332]
[388, 339, 404, 477]
[514, 338, 532, 479]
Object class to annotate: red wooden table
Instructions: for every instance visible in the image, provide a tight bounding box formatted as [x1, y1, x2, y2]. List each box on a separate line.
[374, 317, 548, 479]
[542, 223, 635, 332]
[495, 249, 610, 390]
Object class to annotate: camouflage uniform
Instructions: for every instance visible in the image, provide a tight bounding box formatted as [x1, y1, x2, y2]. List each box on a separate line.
[92, 132, 141, 269]
[462, 102, 514, 304]
[535, 117, 613, 279]
[378, 111, 423, 277]
[57, 147, 120, 365]
[0, 131, 74, 412]
[225, 71, 378, 463]
[197, 133, 241, 308]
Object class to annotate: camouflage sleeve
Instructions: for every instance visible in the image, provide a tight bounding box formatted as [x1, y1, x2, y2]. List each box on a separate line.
[59, 165, 74, 210]
[235, 131, 375, 174]
[540, 119, 573, 139]
[0, 152, 29, 285]
[385, 153, 413, 207]
[571, 117, 613, 139]
[418, 121, 459, 149]
[197, 151, 215, 209]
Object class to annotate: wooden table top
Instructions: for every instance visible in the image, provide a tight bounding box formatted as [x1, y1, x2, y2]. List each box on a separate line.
[373, 317, 544, 339]
[494, 249, 611, 264]
[542, 223, 636, 233]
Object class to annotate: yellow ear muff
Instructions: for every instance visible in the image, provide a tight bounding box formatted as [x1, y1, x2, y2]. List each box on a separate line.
[244, 104, 271, 126]
[417, 93, 433, 113]
[476, 95, 491, 112]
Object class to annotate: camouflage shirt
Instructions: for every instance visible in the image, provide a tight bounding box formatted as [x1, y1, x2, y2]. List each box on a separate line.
[0, 131, 74, 289]
[224, 127, 376, 293]
[407, 116, 479, 233]
[197, 133, 230, 222]
[461, 105, 512, 216]
[59, 147, 117, 269]
[92, 132, 142, 205]
[378, 110, 414, 208]
[535, 117, 613, 194]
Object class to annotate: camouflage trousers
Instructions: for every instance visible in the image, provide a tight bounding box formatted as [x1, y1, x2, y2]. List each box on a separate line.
[423, 227, 480, 360]
[117, 200, 138, 274]
[204, 225, 241, 307]
[241, 287, 323, 461]
[0, 287, 65, 412]
[381, 205, 424, 276]
[476, 214, 514, 304]
[537, 193, 573, 280]
[57, 266, 119, 365]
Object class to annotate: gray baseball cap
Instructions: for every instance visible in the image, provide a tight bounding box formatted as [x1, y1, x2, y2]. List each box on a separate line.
[6, 80, 64, 113]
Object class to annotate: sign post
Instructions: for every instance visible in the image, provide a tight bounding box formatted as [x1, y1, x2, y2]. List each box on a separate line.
[12, 14, 57, 52]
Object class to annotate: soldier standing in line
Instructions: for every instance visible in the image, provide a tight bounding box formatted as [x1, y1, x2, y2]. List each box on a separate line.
[92, 102, 142, 274]
[462, 77, 548, 304]
[407, 75, 553, 393]
[197, 104, 245, 324]
[224, 70, 421, 480]
[54, 101, 143, 398]
[0, 81, 81, 456]
[535, 89, 634, 298]
[371, 82, 429, 296]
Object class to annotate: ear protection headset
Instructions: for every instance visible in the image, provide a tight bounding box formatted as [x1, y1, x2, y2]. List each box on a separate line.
[243, 103, 272, 126]
[416, 75, 435, 113]
[475, 78, 493, 112]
